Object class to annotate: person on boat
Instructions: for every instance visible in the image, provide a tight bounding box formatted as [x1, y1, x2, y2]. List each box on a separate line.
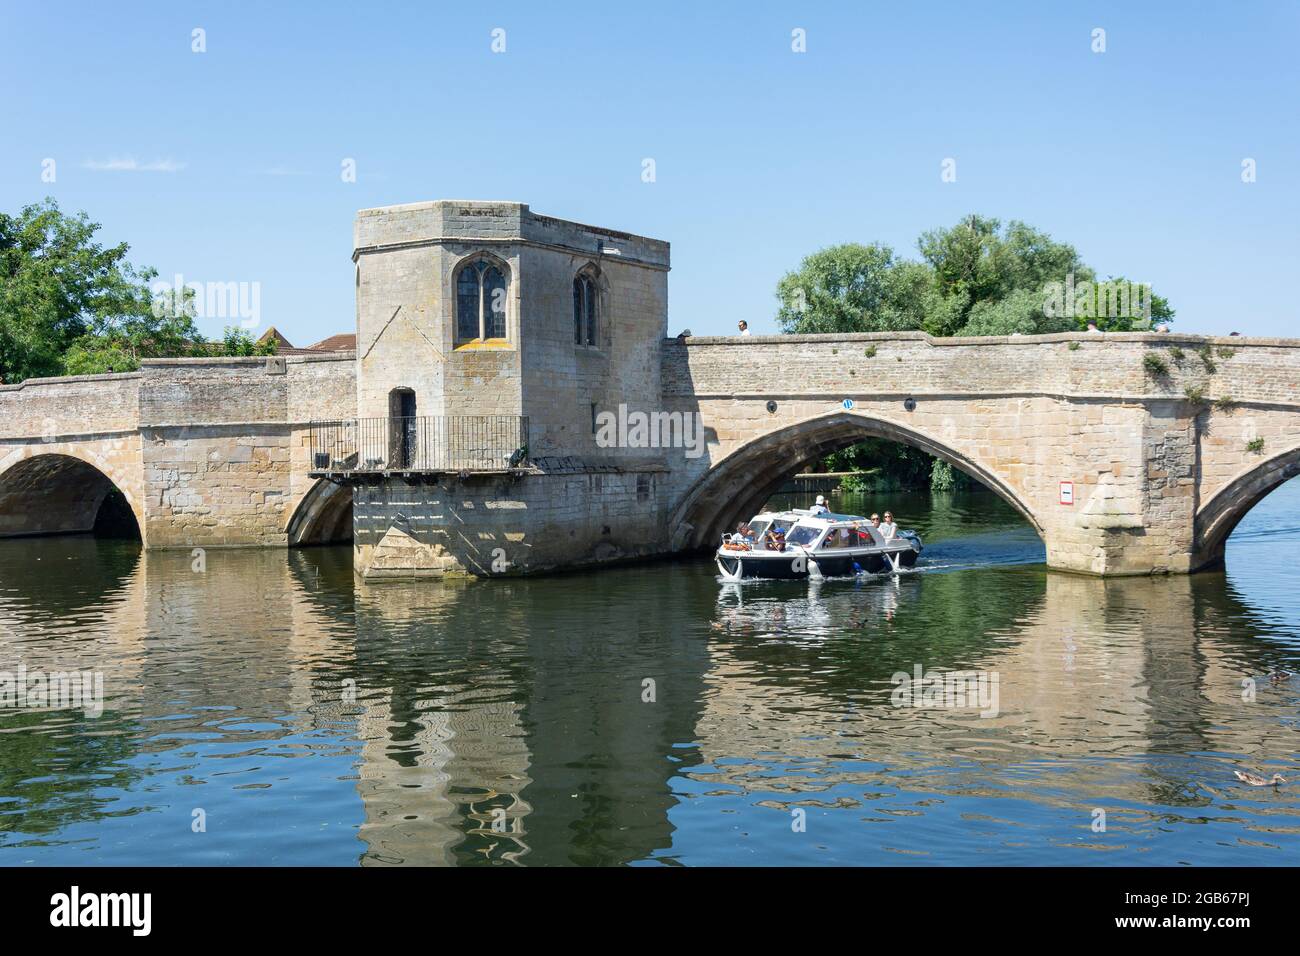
[810, 495, 830, 516]
[879, 512, 897, 540]
[764, 527, 787, 552]
[869, 513, 880, 529]
[728, 523, 754, 549]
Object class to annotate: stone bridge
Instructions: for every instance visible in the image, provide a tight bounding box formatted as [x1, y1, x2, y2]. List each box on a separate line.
[2, 330, 1299, 577]
[660, 331, 1300, 574]
[0, 353, 356, 551]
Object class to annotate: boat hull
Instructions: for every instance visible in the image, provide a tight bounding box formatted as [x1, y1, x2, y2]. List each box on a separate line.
[715, 545, 919, 580]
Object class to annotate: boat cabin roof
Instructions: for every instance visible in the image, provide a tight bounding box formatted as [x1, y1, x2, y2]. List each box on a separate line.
[748, 509, 868, 527]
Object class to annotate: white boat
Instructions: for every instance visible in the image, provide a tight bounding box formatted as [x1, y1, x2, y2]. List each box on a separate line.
[715, 509, 922, 580]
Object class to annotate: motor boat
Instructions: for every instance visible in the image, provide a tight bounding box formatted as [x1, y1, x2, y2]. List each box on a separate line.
[714, 509, 922, 580]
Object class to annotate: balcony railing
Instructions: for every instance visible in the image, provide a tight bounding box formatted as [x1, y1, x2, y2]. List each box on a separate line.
[308, 415, 529, 475]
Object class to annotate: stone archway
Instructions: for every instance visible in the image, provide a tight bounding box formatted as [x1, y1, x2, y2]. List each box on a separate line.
[1193, 443, 1300, 570]
[286, 478, 354, 546]
[668, 410, 1043, 551]
[0, 448, 143, 541]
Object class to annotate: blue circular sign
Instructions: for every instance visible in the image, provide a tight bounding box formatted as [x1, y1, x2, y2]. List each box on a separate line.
[842, 398, 855, 410]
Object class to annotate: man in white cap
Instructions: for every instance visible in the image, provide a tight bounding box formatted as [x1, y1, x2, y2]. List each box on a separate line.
[811, 494, 829, 516]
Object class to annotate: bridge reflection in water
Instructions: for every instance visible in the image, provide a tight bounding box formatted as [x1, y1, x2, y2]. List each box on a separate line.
[0, 485, 1297, 865]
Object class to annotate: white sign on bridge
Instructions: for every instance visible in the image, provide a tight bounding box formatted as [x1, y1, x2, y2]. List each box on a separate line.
[1060, 481, 1074, 506]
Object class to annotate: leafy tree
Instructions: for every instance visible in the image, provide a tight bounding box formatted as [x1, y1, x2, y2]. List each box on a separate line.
[776, 243, 931, 333]
[1, 199, 278, 381]
[62, 287, 207, 374]
[219, 325, 277, 356]
[776, 213, 1173, 339]
[0, 198, 164, 383]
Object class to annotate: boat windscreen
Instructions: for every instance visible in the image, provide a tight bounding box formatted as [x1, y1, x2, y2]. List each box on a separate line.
[786, 525, 821, 547]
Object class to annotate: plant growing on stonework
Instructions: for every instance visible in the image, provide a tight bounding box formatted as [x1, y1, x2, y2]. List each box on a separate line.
[1068, 341, 1080, 351]
[1168, 345, 1184, 361]
[1214, 394, 1235, 412]
[864, 345, 877, 357]
[1183, 385, 1207, 405]
[1246, 437, 1265, 454]
[1143, 353, 1169, 377]
[1196, 345, 1217, 374]
[1217, 346, 1236, 359]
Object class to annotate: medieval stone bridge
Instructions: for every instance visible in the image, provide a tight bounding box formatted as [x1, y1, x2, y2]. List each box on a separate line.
[2, 330, 1300, 577]
[660, 331, 1300, 575]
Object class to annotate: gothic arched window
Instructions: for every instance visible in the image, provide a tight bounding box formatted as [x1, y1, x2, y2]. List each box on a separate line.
[455, 258, 508, 342]
[573, 273, 598, 347]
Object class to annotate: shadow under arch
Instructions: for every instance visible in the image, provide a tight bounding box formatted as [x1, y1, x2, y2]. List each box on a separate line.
[286, 478, 354, 546]
[1194, 443, 1300, 569]
[669, 410, 1044, 551]
[0, 451, 141, 540]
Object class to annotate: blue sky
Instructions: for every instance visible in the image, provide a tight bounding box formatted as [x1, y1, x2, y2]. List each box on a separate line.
[2, 1, 1297, 345]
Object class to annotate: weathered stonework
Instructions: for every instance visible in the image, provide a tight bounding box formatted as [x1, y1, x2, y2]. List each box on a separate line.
[659, 332, 1300, 575]
[0, 354, 355, 549]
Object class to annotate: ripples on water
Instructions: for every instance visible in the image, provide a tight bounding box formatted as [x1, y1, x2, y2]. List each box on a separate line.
[0, 482, 1298, 866]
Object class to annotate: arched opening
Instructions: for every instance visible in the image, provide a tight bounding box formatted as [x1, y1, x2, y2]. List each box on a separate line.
[287, 478, 354, 546]
[670, 411, 1042, 552]
[1194, 445, 1300, 570]
[388, 387, 417, 469]
[0, 453, 141, 540]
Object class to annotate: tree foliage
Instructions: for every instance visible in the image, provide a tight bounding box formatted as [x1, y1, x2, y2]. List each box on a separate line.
[0, 199, 275, 384]
[777, 214, 1174, 338]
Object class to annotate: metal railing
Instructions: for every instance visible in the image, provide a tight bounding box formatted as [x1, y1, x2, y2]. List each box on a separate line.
[308, 415, 529, 474]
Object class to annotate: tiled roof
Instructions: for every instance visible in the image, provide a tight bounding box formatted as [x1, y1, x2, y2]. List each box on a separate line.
[307, 333, 356, 352]
[252, 329, 355, 355]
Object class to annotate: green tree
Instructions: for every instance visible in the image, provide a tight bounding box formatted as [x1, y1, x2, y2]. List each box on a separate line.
[62, 287, 208, 374]
[775, 213, 1172, 341]
[776, 243, 931, 334]
[0, 199, 279, 381]
[219, 325, 277, 356]
[0, 198, 167, 383]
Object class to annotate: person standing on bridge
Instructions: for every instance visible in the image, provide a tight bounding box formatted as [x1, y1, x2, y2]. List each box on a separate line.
[737, 320, 751, 336]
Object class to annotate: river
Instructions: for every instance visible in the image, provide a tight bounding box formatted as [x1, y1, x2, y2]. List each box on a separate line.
[1, 480, 1298, 866]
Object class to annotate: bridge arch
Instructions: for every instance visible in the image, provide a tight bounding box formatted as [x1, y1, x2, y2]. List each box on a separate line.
[286, 478, 354, 546]
[1194, 442, 1300, 569]
[0, 445, 143, 541]
[668, 410, 1043, 551]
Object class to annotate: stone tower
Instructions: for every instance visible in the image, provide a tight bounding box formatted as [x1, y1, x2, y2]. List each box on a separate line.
[348, 200, 673, 577]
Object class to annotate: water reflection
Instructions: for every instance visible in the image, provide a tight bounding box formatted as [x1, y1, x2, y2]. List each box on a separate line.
[0, 483, 1296, 865]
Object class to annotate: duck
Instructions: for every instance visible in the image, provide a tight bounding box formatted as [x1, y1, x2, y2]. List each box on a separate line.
[1266, 670, 1293, 684]
[1234, 770, 1287, 787]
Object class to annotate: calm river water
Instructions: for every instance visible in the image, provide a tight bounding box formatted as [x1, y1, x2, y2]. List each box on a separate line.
[2, 481, 1299, 866]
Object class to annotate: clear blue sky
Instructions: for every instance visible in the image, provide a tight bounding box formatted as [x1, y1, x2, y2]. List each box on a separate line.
[2, 1, 1297, 345]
